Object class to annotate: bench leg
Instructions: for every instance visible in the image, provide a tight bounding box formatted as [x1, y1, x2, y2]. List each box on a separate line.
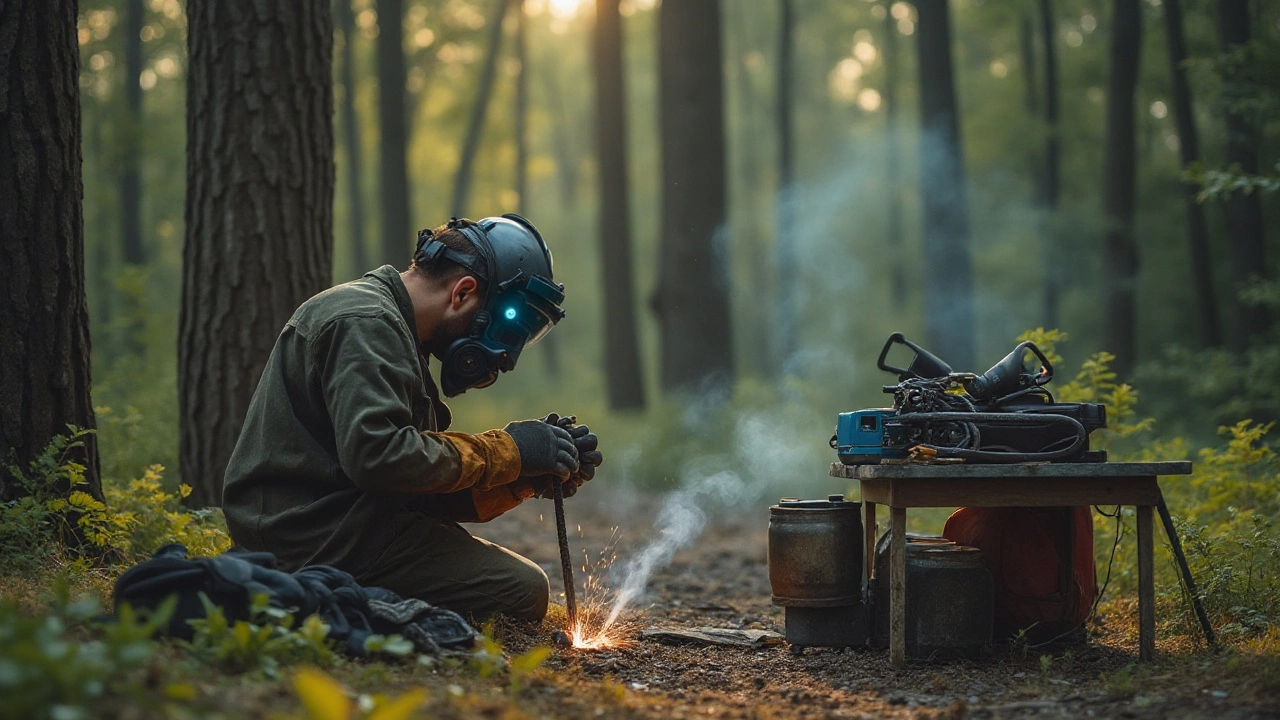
[863, 501, 877, 583]
[1137, 504, 1155, 661]
[890, 506, 907, 667]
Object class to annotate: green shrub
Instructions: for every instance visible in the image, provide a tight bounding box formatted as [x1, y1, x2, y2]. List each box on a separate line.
[0, 427, 125, 570]
[185, 592, 338, 678]
[1, 428, 231, 574]
[1019, 329, 1280, 642]
[0, 589, 187, 720]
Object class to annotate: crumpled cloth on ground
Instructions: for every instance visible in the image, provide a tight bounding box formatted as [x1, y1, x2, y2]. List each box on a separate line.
[112, 543, 476, 656]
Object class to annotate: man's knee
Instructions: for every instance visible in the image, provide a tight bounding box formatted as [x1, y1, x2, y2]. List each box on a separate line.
[501, 556, 549, 622]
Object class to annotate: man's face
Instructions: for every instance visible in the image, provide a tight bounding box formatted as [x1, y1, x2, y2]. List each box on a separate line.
[421, 273, 485, 361]
[424, 309, 474, 361]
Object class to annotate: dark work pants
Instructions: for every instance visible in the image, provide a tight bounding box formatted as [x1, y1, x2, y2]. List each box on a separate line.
[358, 512, 550, 622]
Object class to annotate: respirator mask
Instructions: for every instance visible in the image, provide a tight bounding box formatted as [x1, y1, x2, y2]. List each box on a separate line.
[413, 214, 565, 397]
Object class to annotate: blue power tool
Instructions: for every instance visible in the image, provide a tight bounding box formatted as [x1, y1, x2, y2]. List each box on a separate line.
[832, 409, 906, 465]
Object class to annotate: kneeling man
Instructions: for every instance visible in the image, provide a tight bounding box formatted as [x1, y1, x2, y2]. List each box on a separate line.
[222, 215, 601, 621]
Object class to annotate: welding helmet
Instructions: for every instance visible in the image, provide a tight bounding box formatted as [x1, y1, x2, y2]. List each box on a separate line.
[414, 214, 566, 397]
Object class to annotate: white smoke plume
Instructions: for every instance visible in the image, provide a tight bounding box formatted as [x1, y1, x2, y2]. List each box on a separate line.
[599, 413, 815, 630]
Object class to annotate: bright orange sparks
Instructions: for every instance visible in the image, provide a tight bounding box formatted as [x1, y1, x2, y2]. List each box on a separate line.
[559, 528, 640, 651]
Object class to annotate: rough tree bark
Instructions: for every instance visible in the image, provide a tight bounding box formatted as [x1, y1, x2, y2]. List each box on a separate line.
[121, 0, 146, 267]
[882, 0, 906, 307]
[1165, 0, 1221, 347]
[377, 0, 410, 267]
[338, 0, 369, 274]
[1218, 0, 1269, 349]
[594, 0, 645, 410]
[0, 0, 101, 499]
[1039, 0, 1063, 329]
[1100, 0, 1141, 377]
[915, 0, 974, 372]
[657, 0, 733, 393]
[452, 0, 510, 217]
[773, 0, 797, 373]
[180, 0, 334, 508]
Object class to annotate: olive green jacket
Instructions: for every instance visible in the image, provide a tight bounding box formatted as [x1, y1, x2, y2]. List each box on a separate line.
[222, 266, 524, 574]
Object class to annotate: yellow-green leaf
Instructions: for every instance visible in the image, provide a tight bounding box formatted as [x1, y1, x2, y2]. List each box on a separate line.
[367, 689, 428, 720]
[293, 667, 352, 720]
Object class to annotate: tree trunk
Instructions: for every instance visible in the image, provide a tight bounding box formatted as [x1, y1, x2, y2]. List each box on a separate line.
[1165, 0, 1221, 347]
[594, 0, 645, 410]
[515, 0, 527, 213]
[1019, 15, 1039, 118]
[1100, 0, 1141, 377]
[541, 62, 578, 210]
[657, 0, 733, 393]
[731, 8, 773, 379]
[338, 0, 369, 275]
[1218, 0, 1269, 349]
[121, 0, 146, 267]
[181, 0, 334, 508]
[773, 0, 797, 373]
[1039, 0, 1063, 329]
[915, 0, 974, 372]
[377, 0, 410, 267]
[0, 0, 101, 500]
[882, 0, 906, 307]
[452, 0, 510, 217]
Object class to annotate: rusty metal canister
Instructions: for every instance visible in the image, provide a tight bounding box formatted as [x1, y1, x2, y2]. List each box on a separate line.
[768, 495, 863, 607]
[768, 495, 867, 647]
[872, 533, 994, 658]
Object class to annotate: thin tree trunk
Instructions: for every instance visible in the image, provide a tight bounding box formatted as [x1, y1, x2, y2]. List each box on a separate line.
[1020, 16, 1039, 119]
[181, 0, 334, 508]
[1218, 0, 1269, 349]
[732, 8, 772, 379]
[0, 0, 101, 500]
[121, 0, 146, 267]
[1165, 0, 1221, 347]
[657, 0, 733, 393]
[774, 0, 797, 373]
[541, 63, 578, 209]
[1039, 0, 1063, 329]
[515, 0, 527, 213]
[377, 0, 410, 267]
[452, 0, 510, 217]
[594, 0, 645, 410]
[1100, 0, 1141, 377]
[338, 0, 369, 275]
[915, 0, 974, 371]
[883, 0, 906, 307]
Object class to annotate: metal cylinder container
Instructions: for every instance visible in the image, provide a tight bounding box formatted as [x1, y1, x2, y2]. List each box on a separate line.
[872, 533, 994, 658]
[768, 495, 863, 607]
[768, 496, 867, 647]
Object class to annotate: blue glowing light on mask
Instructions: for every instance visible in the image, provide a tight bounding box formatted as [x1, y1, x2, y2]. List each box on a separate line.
[504, 307, 517, 320]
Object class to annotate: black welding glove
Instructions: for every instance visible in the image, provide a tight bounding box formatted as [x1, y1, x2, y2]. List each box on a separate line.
[529, 415, 603, 498]
[503, 418, 579, 478]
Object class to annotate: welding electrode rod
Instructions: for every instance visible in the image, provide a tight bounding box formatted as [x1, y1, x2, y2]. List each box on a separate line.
[554, 478, 578, 628]
[1157, 492, 1217, 650]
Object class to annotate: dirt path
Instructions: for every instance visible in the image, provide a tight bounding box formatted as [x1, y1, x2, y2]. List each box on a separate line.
[472, 489, 1280, 719]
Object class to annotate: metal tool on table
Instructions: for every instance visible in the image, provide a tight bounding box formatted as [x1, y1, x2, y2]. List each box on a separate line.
[833, 333, 1108, 465]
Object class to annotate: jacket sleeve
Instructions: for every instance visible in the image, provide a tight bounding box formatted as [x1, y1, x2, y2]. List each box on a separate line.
[316, 315, 520, 494]
[432, 478, 538, 523]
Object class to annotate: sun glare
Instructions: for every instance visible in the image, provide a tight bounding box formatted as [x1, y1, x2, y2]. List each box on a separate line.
[547, 0, 585, 19]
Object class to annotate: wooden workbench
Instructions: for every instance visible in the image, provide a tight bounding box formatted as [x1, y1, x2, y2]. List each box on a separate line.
[828, 461, 1193, 667]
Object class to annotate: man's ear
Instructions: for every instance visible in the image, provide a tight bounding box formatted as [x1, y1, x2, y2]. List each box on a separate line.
[449, 275, 482, 311]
